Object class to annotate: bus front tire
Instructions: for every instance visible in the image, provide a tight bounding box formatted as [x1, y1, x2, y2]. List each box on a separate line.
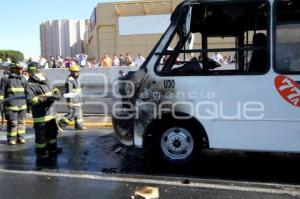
[155, 120, 202, 165]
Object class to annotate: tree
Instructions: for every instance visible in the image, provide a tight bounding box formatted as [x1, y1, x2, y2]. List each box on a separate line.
[0, 50, 24, 63]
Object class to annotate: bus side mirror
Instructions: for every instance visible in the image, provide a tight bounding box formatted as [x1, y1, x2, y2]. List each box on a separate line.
[183, 6, 192, 36]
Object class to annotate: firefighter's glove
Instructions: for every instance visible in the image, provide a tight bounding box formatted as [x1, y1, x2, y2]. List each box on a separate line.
[46, 96, 57, 106]
[38, 96, 48, 103]
[38, 96, 56, 106]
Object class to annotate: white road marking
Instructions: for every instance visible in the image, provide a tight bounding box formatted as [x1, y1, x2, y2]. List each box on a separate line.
[0, 168, 299, 196]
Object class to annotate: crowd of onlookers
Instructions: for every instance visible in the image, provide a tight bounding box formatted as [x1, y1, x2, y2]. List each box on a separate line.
[101, 53, 145, 68]
[34, 53, 146, 69]
[1, 52, 237, 69]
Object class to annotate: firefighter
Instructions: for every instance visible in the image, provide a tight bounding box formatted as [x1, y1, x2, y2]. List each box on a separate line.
[25, 62, 62, 164]
[0, 63, 27, 145]
[58, 64, 86, 130]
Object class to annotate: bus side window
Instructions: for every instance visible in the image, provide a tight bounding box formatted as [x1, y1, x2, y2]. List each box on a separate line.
[249, 33, 268, 73]
[275, 0, 300, 74]
[156, 1, 270, 76]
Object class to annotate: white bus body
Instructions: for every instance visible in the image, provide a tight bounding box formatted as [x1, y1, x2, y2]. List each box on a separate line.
[112, 0, 300, 164]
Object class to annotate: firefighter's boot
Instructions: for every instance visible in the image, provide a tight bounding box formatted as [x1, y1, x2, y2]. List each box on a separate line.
[17, 135, 26, 144]
[75, 124, 87, 130]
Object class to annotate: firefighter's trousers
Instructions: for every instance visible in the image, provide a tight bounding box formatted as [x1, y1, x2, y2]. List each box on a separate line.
[59, 105, 83, 128]
[34, 119, 59, 156]
[5, 110, 26, 142]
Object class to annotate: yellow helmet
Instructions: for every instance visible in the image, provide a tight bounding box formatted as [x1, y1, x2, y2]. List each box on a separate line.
[69, 64, 80, 72]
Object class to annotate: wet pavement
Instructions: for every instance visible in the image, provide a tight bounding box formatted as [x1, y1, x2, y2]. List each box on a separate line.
[0, 128, 300, 198]
[0, 170, 298, 199]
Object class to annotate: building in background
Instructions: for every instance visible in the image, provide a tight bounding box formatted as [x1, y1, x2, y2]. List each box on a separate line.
[40, 0, 236, 62]
[87, 0, 237, 62]
[40, 19, 88, 58]
[87, 0, 181, 61]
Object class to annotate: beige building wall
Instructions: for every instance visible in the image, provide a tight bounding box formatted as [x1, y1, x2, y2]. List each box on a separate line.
[87, 0, 179, 61]
[87, 0, 236, 62]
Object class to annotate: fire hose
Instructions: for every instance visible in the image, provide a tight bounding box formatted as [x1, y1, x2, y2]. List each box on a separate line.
[0, 93, 82, 130]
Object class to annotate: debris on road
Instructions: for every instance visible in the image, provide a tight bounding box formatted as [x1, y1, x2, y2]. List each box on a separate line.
[134, 186, 159, 199]
[182, 179, 190, 184]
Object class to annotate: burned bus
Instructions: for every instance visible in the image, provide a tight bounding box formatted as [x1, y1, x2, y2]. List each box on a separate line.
[113, 0, 300, 164]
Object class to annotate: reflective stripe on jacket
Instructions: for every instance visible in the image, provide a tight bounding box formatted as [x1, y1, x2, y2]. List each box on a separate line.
[0, 73, 27, 111]
[65, 75, 82, 105]
[25, 76, 56, 124]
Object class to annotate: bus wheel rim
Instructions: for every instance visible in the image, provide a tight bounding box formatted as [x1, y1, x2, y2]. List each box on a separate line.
[160, 127, 194, 160]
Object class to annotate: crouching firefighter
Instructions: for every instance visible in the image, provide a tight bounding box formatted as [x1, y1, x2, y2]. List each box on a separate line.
[58, 64, 86, 130]
[25, 62, 62, 164]
[0, 63, 27, 145]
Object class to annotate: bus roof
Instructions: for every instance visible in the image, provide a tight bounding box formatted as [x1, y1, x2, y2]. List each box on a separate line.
[171, 0, 269, 36]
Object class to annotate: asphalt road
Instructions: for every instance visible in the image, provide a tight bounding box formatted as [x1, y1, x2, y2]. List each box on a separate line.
[0, 128, 300, 199]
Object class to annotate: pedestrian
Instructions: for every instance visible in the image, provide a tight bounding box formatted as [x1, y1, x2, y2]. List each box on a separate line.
[125, 53, 135, 66]
[57, 56, 64, 68]
[25, 62, 62, 165]
[48, 56, 56, 68]
[101, 54, 112, 68]
[87, 57, 98, 68]
[112, 54, 120, 66]
[248, 33, 267, 73]
[39, 56, 48, 68]
[119, 55, 126, 66]
[135, 54, 145, 67]
[211, 52, 224, 64]
[223, 56, 228, 65]
[0, 63, 27, 145]
[64, 57, 72, 68]
[71, 57, 78, 66]
[91, 58, 98, 68]
[76, 53, 88, 68]
[58, 65, 86, 130]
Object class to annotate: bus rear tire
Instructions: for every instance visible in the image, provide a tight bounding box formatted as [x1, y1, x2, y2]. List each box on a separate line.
[155, 120, 202, 165]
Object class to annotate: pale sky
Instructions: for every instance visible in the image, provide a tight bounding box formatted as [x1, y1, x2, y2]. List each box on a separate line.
[0, 0, 130, 59]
